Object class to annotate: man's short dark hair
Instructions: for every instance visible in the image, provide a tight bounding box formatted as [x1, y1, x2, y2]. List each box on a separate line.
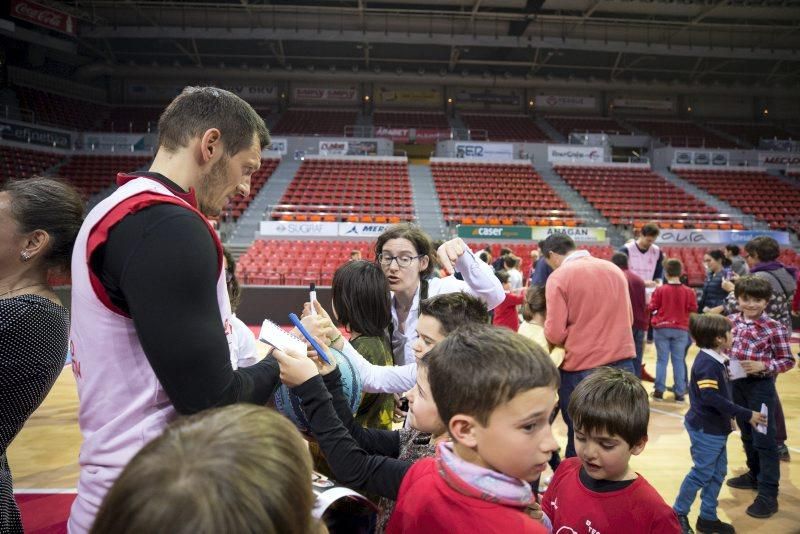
[664, 258, 683, 278]
[495, 270, 510, 285]
[426, 325, 559, 427]
[734, 275, 772, 301]
[418, 293, 489, 336]
[725, 244, 740, 256]
[641, 223, 660, 237]
[610, 252, 628, 269]
[689, 314, 731, 349]
[744, 236, 780, 263]
[158, 86, 270, 157]
[568, 367, 649, 448]
[540, 234, 576, 258]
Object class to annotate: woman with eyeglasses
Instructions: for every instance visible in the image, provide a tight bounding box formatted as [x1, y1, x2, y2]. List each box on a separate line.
[374, 223, 504, 366]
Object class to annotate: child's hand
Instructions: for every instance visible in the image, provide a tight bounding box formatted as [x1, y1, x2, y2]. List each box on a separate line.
[749, 410, 767, 428]
[525, 501, 543, 521]
[308, 337, 338, 377]
[298, 314, 338, 344]
[721, 279, 735, 293]
[437, 238, 467, 275]
[303, 299, 333, 321]
[272, 345, 321, 387]
[740, 360, 767, 375]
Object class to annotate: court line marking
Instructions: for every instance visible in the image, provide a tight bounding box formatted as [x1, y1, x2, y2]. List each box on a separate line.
[14, 488, 76, 494]
[650, 406, 800, 454]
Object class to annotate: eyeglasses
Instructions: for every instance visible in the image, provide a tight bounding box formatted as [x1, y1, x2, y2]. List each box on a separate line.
[376, 253, 424, 268]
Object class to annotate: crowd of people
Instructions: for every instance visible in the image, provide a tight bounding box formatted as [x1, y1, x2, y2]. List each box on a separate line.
[0, 86, 798, 534]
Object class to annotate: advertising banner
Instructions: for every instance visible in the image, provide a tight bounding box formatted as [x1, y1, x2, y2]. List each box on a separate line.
[758, 139, 798, 152]
[611, 98, 674, 112]
[293, 86, 358, 103]
[11, 0, 76, 36]
[376, 86, 441, 107]
[656, 229, 790, 246]
[0, 120, 72, 149]
[457, 225, 532, 240]
[267, 138, 288, 155]
[259, 221, 339, 237]
[456, 88, 521, 106]
[535, 95, 596, 110]
[758, 152, 800, 168]
[530, 226, 607, 243]
[338, 222, 390, 237]
[375, 127, 410, 142]
[672, 150, 729, 166]
[346, 141, 378, 155]
[415, 129, 451, 143]
[547, 145, 604, 163]
[319, 141, 348, 156]
[455, 142, 514, 160]
[217, 84, 278, 103]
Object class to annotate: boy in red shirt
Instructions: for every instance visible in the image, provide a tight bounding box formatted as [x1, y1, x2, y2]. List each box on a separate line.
[649, 259, 698, 401]
[493, 270, 526, 331]
[387, 325, 558, 534]
[542, 367, 681, 533]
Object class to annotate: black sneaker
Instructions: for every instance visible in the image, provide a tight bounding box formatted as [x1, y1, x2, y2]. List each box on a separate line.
[696, 517, 735, 533]
[746, 495, 778, 519]
[677, 514, 695, 534]
[653, 390, 665, 400]
[674, 394, 686, 403]
[777, 443, 790, 462]
[726, 471, 757, 490]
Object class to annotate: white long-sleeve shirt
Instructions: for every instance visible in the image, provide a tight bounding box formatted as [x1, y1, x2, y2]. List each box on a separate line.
[342, 245, 504, 394]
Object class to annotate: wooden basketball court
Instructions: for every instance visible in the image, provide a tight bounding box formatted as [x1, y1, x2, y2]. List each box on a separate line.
[8, 341, 800, 532]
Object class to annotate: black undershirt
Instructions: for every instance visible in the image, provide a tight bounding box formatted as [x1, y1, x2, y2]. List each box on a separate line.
[579, 467, 636, 493]
[90, 173, 280, 415]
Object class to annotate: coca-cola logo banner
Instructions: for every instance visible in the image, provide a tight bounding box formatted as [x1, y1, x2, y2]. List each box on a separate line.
[11, 0, 76, 36]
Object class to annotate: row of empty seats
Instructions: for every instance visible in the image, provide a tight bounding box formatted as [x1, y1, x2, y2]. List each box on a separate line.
[461, 114, 550, 142]
[675, 169, 800, 232]
[272, 159, 413, 221]
[271, 108, 358, 136]
[0, 145, 64, 182]
[629, 120, 738, 148]
[432, 162, 576, 226]
[14, 86, 107, 131]
[373, 110, 450, 129]
[545, 116, 631, 137]
[555, 166, 731, 229]
[57, 154, 153, 199]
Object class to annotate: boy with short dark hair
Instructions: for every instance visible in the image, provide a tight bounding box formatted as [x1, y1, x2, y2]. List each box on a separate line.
[673, 314, 765, 534]
[649, 259, 698, 401]
[388, 325, 558, 533]
[542, 367, 682, 533]
[725, 276, 795, 519]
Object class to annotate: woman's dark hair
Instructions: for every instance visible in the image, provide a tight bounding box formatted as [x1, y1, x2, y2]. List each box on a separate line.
[3, 176, 84, 272]
[332, 260, 392, 337]
[222, 247, 241, 311]
[725, 244, 740, 256]
[744, 236, 780, 263]
[706, 249, 731, 268]
[374, 223, 435, 280]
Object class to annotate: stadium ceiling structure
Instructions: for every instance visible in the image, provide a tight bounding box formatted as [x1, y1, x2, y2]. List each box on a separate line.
[10, 0, 800, 95]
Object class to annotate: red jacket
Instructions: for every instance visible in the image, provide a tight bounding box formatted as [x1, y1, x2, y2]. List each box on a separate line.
[493, 291, 525, 331]
[648, 283, 698, 331]
[387, 458, 546, 534]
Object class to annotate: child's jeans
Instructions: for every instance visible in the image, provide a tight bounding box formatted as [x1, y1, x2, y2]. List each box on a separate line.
[653, 327, 690, 396]
[733, 376, 780, 498]
[673, 422, 728, 521]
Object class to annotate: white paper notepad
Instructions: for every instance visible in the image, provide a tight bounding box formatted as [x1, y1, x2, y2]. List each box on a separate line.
[258, 319, 306, 356]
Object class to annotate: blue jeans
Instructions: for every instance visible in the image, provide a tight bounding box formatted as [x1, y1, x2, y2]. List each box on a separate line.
[653, 328, 690, 396]
[733, 377, 779, 498]
[559, 358, 636, 458]
[632, 328, 646, 378]
[673, 422, 728, 521]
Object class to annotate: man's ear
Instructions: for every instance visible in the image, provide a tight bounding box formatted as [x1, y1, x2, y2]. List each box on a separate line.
[630, 435, 648, 456]
[200, 128, 222, 163]
[449, 414, 479, 449]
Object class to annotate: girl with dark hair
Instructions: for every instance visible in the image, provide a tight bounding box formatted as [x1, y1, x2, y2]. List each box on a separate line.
[0, 177, 84, 534]
[699, 249, 732, 312]
[331, 261, 394, 430]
